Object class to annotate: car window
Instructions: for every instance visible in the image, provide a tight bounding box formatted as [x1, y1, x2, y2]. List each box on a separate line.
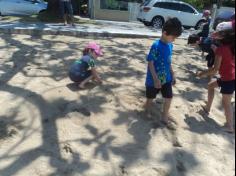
[142, 0, 152, 6]
[154, 2, 181, 11]
[180, 4, 195, 13]
[218, 11, 235, 19]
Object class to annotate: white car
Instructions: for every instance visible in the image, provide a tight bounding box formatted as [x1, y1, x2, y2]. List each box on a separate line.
[0, 0, 47, 16]
[137, 0, 205, 29]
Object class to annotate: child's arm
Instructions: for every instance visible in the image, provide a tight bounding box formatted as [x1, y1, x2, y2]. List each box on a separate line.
[170, 65, 176, 85]
[148, 61, 161, 89]
[91, 68, 102, 83]
[197, 55, 222, 78]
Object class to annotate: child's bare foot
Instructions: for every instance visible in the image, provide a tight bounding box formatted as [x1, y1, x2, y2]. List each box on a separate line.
[161, 115, 177, 130]
[143, 108, 153, 120]
[161, 120, 177, 131]
[143, 108, 152, 120]
[223, 126, 235, 134]
[78, 83, 86, 89]
[162, 115, 177, 124]
[223, 123, 235, 134]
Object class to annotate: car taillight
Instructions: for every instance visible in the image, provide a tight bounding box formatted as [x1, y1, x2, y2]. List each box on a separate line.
[143, 7, 151, 12]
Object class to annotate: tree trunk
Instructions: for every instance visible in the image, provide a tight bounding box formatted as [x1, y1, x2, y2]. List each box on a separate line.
[47, 0, 60, 15]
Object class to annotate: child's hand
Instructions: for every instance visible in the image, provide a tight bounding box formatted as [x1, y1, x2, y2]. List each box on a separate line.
[196, 71, 204, 78]
[154, 79, 162, 89]
[96, 77, 103, 84]
[211, 44, 217, 52]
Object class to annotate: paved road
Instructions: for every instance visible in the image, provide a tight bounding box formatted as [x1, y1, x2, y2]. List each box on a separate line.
[0, 18, 192, 38]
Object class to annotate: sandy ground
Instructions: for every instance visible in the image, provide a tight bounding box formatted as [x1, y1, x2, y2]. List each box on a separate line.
[0, 34, 235, 176]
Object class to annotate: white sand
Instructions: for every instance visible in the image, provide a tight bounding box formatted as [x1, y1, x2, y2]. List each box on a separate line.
[0, 34, 235, 176]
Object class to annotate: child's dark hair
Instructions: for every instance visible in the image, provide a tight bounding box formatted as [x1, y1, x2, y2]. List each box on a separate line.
[219, 29, 235, 56]
[162, 18, 183, 37]
[83, 48, 93, 56]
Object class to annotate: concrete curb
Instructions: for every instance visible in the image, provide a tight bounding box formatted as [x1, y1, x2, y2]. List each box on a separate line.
[0, 22, 189, 39]
[0, 26, 160, 38]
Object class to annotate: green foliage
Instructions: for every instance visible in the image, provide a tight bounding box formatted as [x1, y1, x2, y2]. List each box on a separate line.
[182, 0, 212, 10]
[182, 0, 235, 10]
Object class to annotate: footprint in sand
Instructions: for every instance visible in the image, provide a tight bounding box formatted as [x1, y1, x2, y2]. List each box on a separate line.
[63, 143, 73, 154]
[174, 152, 187, 174]
[189, 104, 203, 114]
[8, 128, 18, 137]
[119, 165, 128, 175]
[176, 159, 186, 173]
[0, 121, 19, 140]
[185, 87, 192, 92]
[152, 168, 169, 176]
[173, 137, 183, 148]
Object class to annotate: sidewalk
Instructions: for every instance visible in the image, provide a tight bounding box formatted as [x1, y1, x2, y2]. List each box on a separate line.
[0, 18, 191, 38]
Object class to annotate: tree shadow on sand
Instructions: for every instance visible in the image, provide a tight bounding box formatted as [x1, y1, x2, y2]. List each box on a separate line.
[0, 34, 149, 175]
[0, 34, 96, 175]
[161, 149, 199, 176]
[184, 112, 235, 144]
[0, 113, 24, 141]
[0, 34, 208, 175]
[0, 84, 92, 176]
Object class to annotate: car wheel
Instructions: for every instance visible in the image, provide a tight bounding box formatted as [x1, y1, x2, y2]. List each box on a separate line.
[39, 10, 46, 15]
[195, 20, 206, 30]
[143, 22, 152, 26]
[152, 16, 164, 29]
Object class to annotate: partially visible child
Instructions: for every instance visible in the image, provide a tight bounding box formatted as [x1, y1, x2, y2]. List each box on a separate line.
[69, 42, 103, 89]
[144, 18, 183, 125]
[197, 21, 235, 133]
[198, 10, 211, 39]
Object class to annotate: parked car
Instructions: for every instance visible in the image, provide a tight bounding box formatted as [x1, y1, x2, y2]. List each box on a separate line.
[137, 0, 204, 29]
[213, 7, 235, 30]
[0, 0, 47, 16]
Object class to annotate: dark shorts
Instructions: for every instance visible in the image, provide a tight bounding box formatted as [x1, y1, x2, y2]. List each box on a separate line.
[146, 82, 173, 99]
[69, 71, 92, 83]
[217, 79, 235, 94]
[60, 1, 73, 16]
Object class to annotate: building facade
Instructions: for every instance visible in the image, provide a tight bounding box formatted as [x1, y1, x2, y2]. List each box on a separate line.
[89, 0, 140, 22]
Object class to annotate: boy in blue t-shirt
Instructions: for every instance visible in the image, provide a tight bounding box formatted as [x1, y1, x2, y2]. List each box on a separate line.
[145, 18, 183, 125]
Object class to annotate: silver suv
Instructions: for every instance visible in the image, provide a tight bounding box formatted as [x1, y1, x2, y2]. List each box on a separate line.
[137, 0, 204, 29]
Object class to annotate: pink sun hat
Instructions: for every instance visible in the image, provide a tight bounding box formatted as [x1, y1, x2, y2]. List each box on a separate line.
[216, 21, 234, 32]
[211, 21, 234, 39]
[86, 42, 103, 56]
[203, 10, 211, 17]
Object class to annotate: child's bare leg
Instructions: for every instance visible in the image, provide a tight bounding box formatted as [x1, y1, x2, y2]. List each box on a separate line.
[207, 68, 213, 82]
[79, 76, 93, 89]
[222, 94, 234, 133]
[204, 81, 218, 113]
[144, 99, 153, 112]
[162, 98, 172, 123]
[201, 51, 205, 58]
[70, 15, 75, 26]
[143, 99, 153, 119]
[63, 14, 67, 25]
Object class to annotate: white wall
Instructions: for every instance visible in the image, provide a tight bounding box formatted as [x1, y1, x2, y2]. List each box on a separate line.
[129, 3, 141, 21]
